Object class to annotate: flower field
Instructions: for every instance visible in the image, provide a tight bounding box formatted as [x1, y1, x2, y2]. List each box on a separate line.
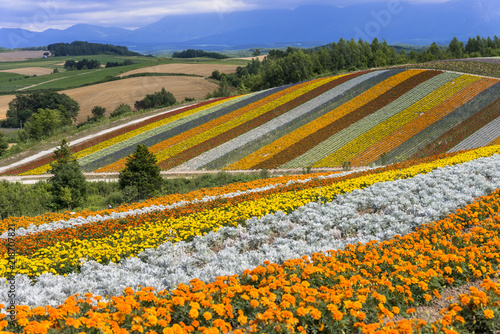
[2, 145, 500, 333]
[2, 68, 500, 176]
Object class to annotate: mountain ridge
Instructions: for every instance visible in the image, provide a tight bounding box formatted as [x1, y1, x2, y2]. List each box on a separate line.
[0, 0, 498, 52]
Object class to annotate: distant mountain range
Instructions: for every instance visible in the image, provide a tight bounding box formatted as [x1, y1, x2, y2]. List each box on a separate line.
[1, 0, 498, 53]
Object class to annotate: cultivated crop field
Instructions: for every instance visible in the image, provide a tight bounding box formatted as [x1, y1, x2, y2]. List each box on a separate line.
[119, 63, 241, 77]
[2, 145, 500, 333]
[63, 76, 219, 123]
[3, 68, 500, 177]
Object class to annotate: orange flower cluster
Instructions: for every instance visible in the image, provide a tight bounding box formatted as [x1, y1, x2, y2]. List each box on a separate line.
[4, 183, 500, 333]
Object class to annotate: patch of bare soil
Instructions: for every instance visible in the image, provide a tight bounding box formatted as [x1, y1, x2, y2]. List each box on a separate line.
[62, 76, 218, 123]
[119, 63, 239, 77]
[0, 67, 53, 76]
[0, 51, 47, 62]
[0, 95, 14, 120]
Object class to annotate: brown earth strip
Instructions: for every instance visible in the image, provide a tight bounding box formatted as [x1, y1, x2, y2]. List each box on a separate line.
[0, 67, 53, 76]
[157, 71, 368, 170]
[412, 96, 500, 157]
[0, 50, 47, 62]
[250, 70, 441, 170]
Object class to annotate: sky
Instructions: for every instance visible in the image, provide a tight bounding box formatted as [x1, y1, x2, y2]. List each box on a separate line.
[0, 0, 457, 31]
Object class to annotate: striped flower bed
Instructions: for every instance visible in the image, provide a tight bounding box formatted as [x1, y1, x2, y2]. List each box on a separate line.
[351, 77, 499, 166]
[314, 73, 479, 167]
[227, 70, 425, 170]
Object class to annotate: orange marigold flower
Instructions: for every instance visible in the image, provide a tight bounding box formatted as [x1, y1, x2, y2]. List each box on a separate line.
[203, 312, 212, 321]
[484, 309, 495, 319]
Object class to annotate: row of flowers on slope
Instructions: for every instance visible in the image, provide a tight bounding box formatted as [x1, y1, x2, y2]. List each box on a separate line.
[0, 172, 342, 234]
[350, 77, 499, 166]
[96, 76, 342, 173]
[0, 98, 230, 176]
[2, 145, 500, 279]
[226, 69, 425, 170]
[18, 97, 239, 176]
[7, 150, 499, 308]
[314, 73, 480, 168]
[2, 178, 500, 333]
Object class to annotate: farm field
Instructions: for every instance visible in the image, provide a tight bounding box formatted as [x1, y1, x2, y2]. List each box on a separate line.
[0, 67, 53, 76]
[0, 50, 47, 62]
[3, 68, 500, 176]
[119, 63, 240, 77]
[63, 76, 219, 123]
[2, 145, 500, 332]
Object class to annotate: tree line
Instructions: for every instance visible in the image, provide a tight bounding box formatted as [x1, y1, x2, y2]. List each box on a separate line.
[64, 58, 101, 70]
[48, 41, 141, 57]
[209, 35, 500, 96]
[172, 49, 229, 59]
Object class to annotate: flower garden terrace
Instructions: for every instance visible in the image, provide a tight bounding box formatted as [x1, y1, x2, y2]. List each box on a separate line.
[1, 68, 500, 177]
[2, 145, 500, 332]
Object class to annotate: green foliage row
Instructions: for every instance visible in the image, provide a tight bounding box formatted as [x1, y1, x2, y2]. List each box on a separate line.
[212, 35, 500, 95]
[48, 41, 141, 57]
[172, 49, 229, 59]
[64, 58, 101, 70]
[134, 87, 176, 110]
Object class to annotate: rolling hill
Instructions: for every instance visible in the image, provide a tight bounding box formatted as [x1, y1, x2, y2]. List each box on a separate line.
[1, 67, 500, 176]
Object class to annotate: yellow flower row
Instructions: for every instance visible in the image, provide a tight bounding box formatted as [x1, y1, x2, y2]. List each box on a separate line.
[314, 74, 480, 167]
[227, 69, 425, 170]
[20, 98, 235, 175]
[3, 144, 500, 279]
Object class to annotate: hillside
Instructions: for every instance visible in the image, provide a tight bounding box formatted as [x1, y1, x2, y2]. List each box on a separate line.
[1, 67, 499, 176]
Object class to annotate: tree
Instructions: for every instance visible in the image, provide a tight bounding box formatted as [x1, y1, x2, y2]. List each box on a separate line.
[48, 138, 87, 210]
[119, 145, 163, 202]
[0, 132, 8, 156]
[252, 48, 261, 57]
[25, 108, 62, 140]
[3, 91, 79, 128]
[91, 106, 106, 119]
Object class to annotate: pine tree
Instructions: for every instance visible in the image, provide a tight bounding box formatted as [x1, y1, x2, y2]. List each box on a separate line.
[48, 138, 87, 210]
[119, 145, 163, 202]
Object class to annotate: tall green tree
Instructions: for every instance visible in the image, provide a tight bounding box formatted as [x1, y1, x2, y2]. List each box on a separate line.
[25, 108, 62, 140]
[48, 138, 87, 210]
[0, 132, 7, 157]
[119, 144, 163, 202]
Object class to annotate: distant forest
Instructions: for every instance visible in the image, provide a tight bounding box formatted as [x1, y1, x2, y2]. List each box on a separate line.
[214, 35, 500, 95]
[172, 49, 229, 59]
[48, 41, 141, 57]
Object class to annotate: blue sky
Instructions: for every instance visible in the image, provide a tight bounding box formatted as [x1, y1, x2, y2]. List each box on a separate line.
[0, 0, 464, 31]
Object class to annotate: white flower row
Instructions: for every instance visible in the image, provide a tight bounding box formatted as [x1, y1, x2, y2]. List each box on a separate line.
[450, 116, 500, 152]
[2, 153, 500, 308]
[172, 71, 386, 171]
[0, 170, 360, 239]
